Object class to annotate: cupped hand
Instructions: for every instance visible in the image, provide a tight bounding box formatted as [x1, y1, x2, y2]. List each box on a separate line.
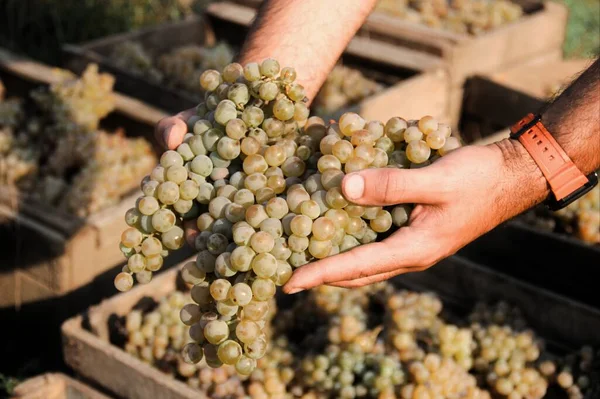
[155, 108, 201, 247]
[283, 140, 547, 293]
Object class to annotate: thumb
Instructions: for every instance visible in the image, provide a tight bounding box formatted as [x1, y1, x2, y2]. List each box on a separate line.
[155, 109, 195, 150]
[341, 167, 444, 206]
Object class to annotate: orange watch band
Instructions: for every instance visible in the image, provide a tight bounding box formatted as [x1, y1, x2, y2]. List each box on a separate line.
[510, 114, 597, 210]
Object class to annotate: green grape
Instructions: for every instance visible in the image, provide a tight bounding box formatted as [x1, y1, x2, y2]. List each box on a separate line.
[242, 106, 264, 127]
[246, 204, 269, 228]
[196, 250, 217, 274]
[273, 260, 293, 285]
[196, 212, 215, 232]
[263, 117, 285, 138]
[426, 130, 446, 150]
[243, 154, 268, 175]
[309, 237, 333, 259]
[264, 197, 288, 220]
[392, 205, 411, 227]
[245, 173, 268, 193]
[206, 94, 219, 111]
[294, 102, 310, 122]
[188, 135, 207, 156]
[200, 69, 222, 91]
[181, 261, 206, 285]
[317, 154, 342, 173]
[229, 171, 247, 190]
[385, 117, 408, 142]
[190, 154, 213, 177]
[331, 140, 353, 163]
[371, 210, 393, 233]
[298, 200, 320, 220]
[235, 355, 257, 376]
[210, 167, 229, 181]
[180, 303, 202, 326]
[121, 228, 142, 248]
[252, 252, 278, 278]
[136, 272, 152, 286]
[259, 81, 279, 101]
[260, 58, 280, 77]
[242, 300, 269, 321]
[210, 278, 232, 301]
[217, 340, 243, 365]
[252, 278, 276, 301]
[160, 150, 184, 168]
[271, 237, 292, 260]
[260, 218, 283, 238]
[296, 145, 311, 161]
[222, 62, 243, 83]
[366, 120, 385, 140]
[267, 175, 286, 194]
[214, 102, 237, 126]
[250, 231, 276, 254]
[290, 215, 313, 237]
[138, 215, 155, 234]
[406, 140, 431, 164]
[233, 222, 255, 246]
[340, 234, 360, 252]
[230, 245, 255, 272]
[145, 255, 163, 272]
[193, 119, 212, 135]
[241, 137, 261, 156]
[114, 272, 134, 292]
[312, 217, 336, 241]
[319, 134, 340, 155]
[224, 203, 246, 223]
[138, 196, 160, 216]
[321, 169, 344, 191]
[162, 226, 184, 250]
[202, 128, 224, 152]
[363, 206, 382, 220]
[125, 208, 141, 227]
[351, 129, 375, 147]
[191, 284, 211, 305]
[128, 254, 146, 273]
[212, 219, 234, 239]
[310, 190, 329, 216]
[339, 113, 366, 137]
[225, 118, 247, 140]
[326, 187, 349, 209]
[281, 156, 306, 178]
[231, 189, 253, 209]
[325, 209, 350, 229]
[179, 180, 200, 201]
[404, 126, 424, 143]
[209, 152, 231, 169]
[436, 123, 452, 138]
[227, 83, 250, 107]
[248, 127, 268, 145]
[280, 67, 297, 83]
[208, 196, 231, 219]
[438, 136, 461, 156]
[418, 115, 438, 134]
[216, 185, 237, 201]
[289, 251, 310, 267]
[215, 136, 240, 160]
[303, 173, 323, 195]
[256, 187, 276, 203]
[142, 180, 159, 197]
[273, 98, 295, 121]
[141, 237, 162, 256]
[372, 148, 389, 168]
[263, 145, 286, 167]
[288, 234, 309, 252]
[152, 209, 176, 233]
[287, 83, 305, 102]
[182, 342, 203, 364]
[229, 282, 253, 306]
[344, 157, 369, 174]
[354, 144, 376, 164]
[236, 320, 260, 344]
[204, 320, 229, 345]
[376, 136, 395, 154]
[156, 181, 180, 205]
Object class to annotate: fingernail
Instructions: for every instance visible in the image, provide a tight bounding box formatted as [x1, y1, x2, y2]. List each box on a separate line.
[286, 287, 304, 295]
[344, 174, 365, 200]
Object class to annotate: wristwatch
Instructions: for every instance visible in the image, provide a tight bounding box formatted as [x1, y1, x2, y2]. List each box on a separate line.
[510, 113, 598, 211]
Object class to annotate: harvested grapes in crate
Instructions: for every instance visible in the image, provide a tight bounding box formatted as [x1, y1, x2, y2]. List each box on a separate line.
[116, 57, 465, 373]
[0, 64, 156, 217]
[111, 41, 236, 99]
[110, 277, 599, 398]
[375, 0, 524, 35]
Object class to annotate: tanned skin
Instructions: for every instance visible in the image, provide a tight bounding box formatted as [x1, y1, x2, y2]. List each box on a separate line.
[154, 0, 600, 293]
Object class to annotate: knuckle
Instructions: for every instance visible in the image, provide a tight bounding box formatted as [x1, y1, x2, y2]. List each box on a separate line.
[380, 169, 405, 204]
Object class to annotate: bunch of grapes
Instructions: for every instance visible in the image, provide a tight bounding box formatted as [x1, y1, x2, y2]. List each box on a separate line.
[375, 0, 523, 36]
[116, 57, 466, 374]
[313, 65, 383, 116]
[111, 41, 164, 84]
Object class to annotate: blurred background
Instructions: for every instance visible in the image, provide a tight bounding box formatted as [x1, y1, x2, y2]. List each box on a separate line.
[0, 1, 598, 398]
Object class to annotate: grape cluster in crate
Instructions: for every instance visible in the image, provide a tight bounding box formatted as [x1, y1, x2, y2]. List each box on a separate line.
[0, 65, 155, 217]
[112, 279, 597, 399]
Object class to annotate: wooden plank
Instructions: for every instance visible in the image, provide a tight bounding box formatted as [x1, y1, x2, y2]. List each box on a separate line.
[62, 261, 205, 399]
[11, 373, 112, 399]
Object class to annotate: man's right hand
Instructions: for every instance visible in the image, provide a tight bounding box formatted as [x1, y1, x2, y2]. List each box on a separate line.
[155, 108, 196, 150]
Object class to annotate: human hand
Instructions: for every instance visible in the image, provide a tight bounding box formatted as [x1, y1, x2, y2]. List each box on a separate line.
[283, 140, 548, 293]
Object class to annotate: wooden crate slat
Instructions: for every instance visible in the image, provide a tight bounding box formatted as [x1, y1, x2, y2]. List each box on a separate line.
[11, 373, 112, 399]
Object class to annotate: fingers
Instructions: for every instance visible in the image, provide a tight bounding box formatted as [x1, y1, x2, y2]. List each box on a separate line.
[283, 227, 429, 294]
[328, 268, 409, 288]
[184, 219, 199, 248]
[342, 167, 447, 206]
[155, 108, 196, 150]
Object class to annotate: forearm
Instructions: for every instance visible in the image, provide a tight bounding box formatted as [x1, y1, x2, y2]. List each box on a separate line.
[237, 0, 377, 101]
[492, 58, 600, 218]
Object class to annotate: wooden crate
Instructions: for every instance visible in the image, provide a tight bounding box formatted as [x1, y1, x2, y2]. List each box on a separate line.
[62, 3, 450, 123]
[206, 1, 450, 123]
[459, 57, 592, 145]
[62, 256, 600, 399]
[214, 0, 568, 126]
[10, 373, 111, 399]
[0, 48, 171, 307]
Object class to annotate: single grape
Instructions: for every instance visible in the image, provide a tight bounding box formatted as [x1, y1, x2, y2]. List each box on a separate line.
[344, 157, 369, 174]
[200, 69, 222, 91]
[418, 115, 438, 134]
[224, 203, 246, 223]
[385, 117, 408, 142]
[264, 145, 287, 167]
[180, 303, 202, 326]
[246, 204, 269, 228]
[332, 140, 354, 163]
[162, 226, 185, 250]
[309, 238, 333, 259]
[229, 282, 253, 306]
[138, 196, 160, 216]
[260, 218, 283, 238]
[188, 135, 207, 156]
[242, 106, 264, 128]
[354, 145, 376, 164]
[312, 217, 336, 241]
[259, 81, 279, 101]
[210, 279, 232, 301]
[243, 154, 269, 175]
[250, 231, 276, 253]
[127, 254, 146, 274]
[235, 355, 257, 376]
[371, 210, 393, 233]
[202, 128, 224, 152]
[265, 197, 289, 220]
[241, 137, 261, 156]
[339, 113, 366, 137]
[252, 253, 278, 278]
[404, 126, 424, 143]
[288, 234, 309, 252]
[294, 103, 310, 122]
[181, 261, 206, 285]
[252, 278, 276, 301]
[214, 101, 238, 126]
[406, 140, 431, 164]
[263, 117, 285, 138]
[392, 205, 411, 227]
[227, 83, 250, 107]
[231, 246, 256, 272]
[145, 255, 163, 272]
[121, 228, 142, 248]
[273, 98, 295, 121]
[290, 215, 313, 237]
[438, 136, 461, 156]
[260, 58, 280, 77]
[217, 136, 241, 160]
[114, 272, 134, 292]
[204, 320, 229, 345]
[160, 150, 184, 168]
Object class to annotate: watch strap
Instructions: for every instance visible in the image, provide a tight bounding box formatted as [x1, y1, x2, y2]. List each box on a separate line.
[510, 113, 597, 210]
